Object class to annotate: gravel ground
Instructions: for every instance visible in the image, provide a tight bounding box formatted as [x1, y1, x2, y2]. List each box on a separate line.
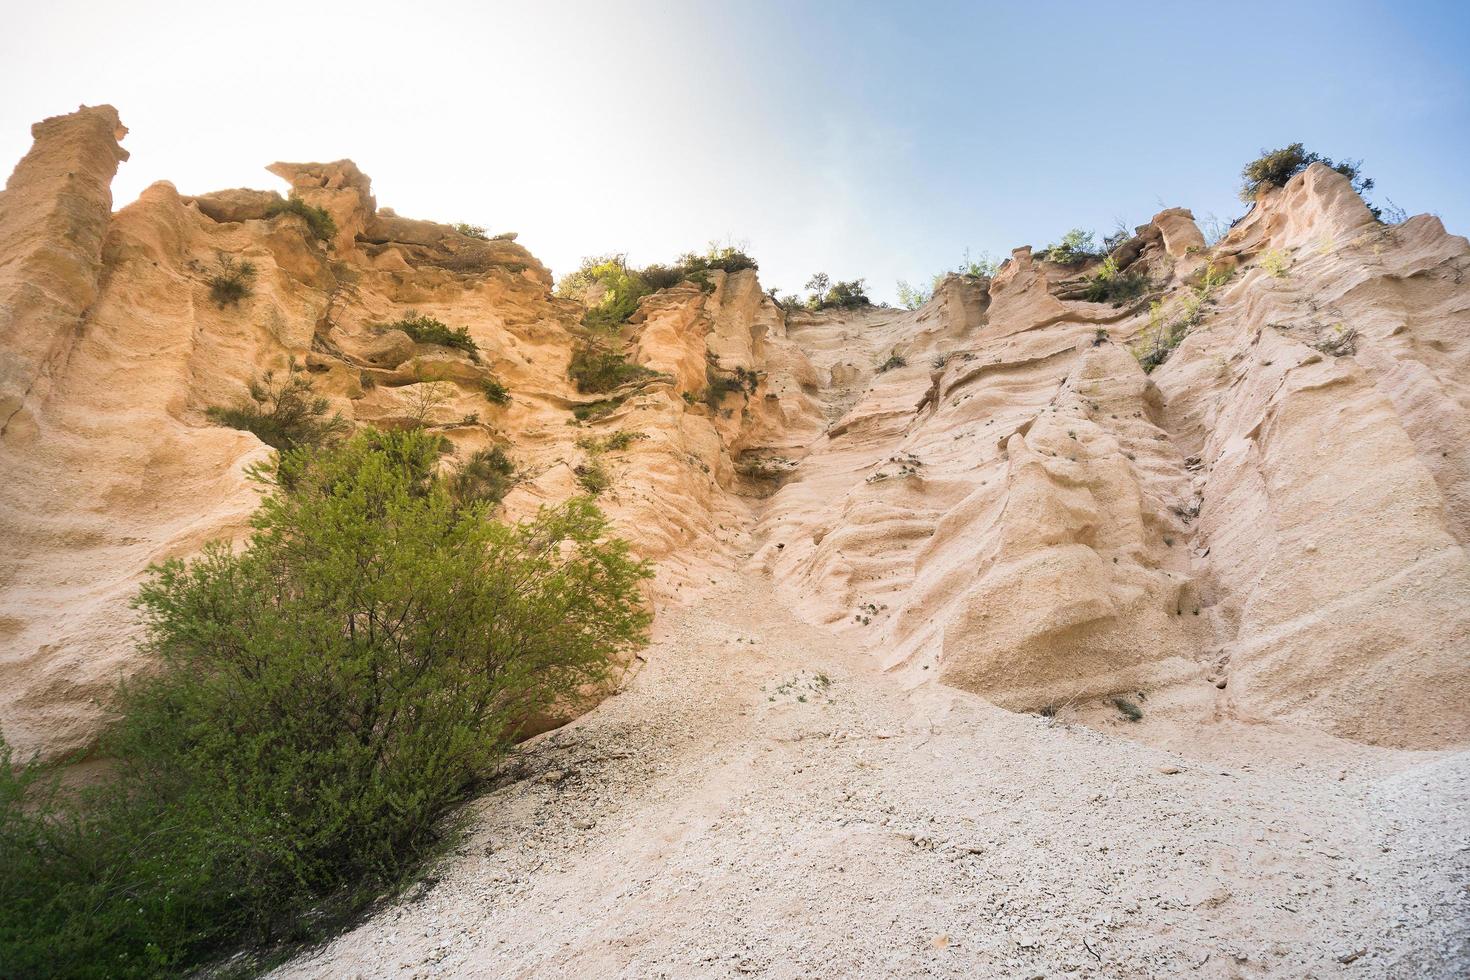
[274, 573, 1470, 979]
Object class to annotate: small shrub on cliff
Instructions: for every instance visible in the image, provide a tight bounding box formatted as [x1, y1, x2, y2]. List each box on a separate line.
[806, 277, 871, 310]
[558, 254, 651, 330]
[448, 444, 518, 506]
[1080, 256, 1148, 303]
[481, 375, 511, 405]
[568, 341, 654, 394]
[1238, 143, 1374, 205]
[207, 253, 256, 307]
[453, 222, 490, 240]
[0, 431, 650, 976]
[575, 458, 612, 495]
[206, 358, 349, 451]
[1111, 696, 1143, 722]
[265, 195, 337, 243]
[896, 280, 930, 310]
[385, 313, 481, 359]
[1036, 228, 1101, 265]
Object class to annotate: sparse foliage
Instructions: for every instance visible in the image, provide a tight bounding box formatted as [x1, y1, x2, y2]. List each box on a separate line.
[1036, 228, 1102, 265]
[1238, 143, 1375, 206]
[481, 376, 511, 405]
[207, 253, 257, 307]
[384, 313, 480, 359]
[568, 341, 654, 394]
[206, 359, 349, 451]
[265, 195, 337, 243]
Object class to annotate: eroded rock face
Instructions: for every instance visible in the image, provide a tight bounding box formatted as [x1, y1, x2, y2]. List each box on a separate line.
[0, 108, 820, 758]
[756, 167, 1470, 750]
[1, 109, 1466, 757]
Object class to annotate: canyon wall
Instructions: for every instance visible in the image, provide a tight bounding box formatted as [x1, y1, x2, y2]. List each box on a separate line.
[1, 106, 1466, 758]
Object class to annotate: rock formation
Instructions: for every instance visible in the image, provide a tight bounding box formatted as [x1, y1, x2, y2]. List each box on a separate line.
[1, 105, 1467, 763]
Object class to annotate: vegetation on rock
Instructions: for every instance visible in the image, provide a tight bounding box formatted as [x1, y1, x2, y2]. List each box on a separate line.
[206, 359, 349, 451]
[568, 340, 654, 394]
[384, 313, 480, 360]
[264, 195, 337, 243]
[0, 429, 650, 976]
[1239, 143, 1374, 207]
[207, 253, 256, 307]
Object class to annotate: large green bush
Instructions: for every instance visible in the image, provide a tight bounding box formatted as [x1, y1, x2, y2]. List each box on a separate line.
[0, 430, 650, 976]
[1239, 143, 1374, 204]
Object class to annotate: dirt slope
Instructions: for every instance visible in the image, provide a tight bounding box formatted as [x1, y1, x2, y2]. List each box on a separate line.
[276, 570, 1470, 979]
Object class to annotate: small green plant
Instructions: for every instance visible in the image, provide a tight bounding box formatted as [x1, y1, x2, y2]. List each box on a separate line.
[877, 354, 907, 372]
[448, 445, 517, 506]
[1036, 228, 1101, 265]
[577, 430, 647, 454]
[453, 222, 490, 239]
[206, 358, 349, 451]
[1312, 325, 1360, 357]
[481, 376, 511, 405]
[568, 341, 654, 394]
[385, 313, 480, 359]
[806, 277, 871, 310]
[1131, 264, 1231, 373]
[265, 195, 337, 242]
[575, 458, 612, 495]
[1111, 696, 1143, 722]
[1080, 256, 1147, 303]
[1259, 248, 1290, 278]
[896, 280, 930, 310]
[207, 253, 257, 307]
[1239, 143, 1374, 206]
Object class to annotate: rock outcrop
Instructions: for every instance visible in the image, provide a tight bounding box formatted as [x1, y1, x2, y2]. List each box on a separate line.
[1, 108, 1467, 758]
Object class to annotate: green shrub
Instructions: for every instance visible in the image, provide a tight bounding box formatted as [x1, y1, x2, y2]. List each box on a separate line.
[1131, 264, 1230, 373]
[572, 397, 625, 422]
[556, 255, 650, 331]
[453, 222, 489, 240]
[1259, 248, 1290, 278]
[806, 277, 870, 310]
[1036, 228, 1101, 265]
[575, 459, 612, 495]
[481, 376, 511, 405]
[877, 354, 907, 373]
[0, 431, 650, 976]
[896, 280, 930, 310]
[449, 445, 517, 506]
[1239, 143, 1374, 204]
[207, 253, 256, 307]
[1111, 696, 1143, 722]
[265, 195, 337, 243]
[206, 359, 349, 451]
[568, 341, 653, 394]
[577, 430, 647, 454]
[385, 313, 480, 359]
[1080, 256, 1148, 303]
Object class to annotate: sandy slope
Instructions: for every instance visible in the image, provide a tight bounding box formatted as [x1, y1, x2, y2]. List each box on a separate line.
[276, 567, 1470, 979]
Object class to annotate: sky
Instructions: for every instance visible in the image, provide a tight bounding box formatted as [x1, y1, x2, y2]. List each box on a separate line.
[2, 0, 1468, 304]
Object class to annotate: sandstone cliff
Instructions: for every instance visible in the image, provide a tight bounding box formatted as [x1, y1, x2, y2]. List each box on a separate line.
[1, 106, 1466, 761]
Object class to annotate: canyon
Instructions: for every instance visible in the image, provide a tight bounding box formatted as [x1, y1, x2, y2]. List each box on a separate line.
[1, 106, 1468, 976]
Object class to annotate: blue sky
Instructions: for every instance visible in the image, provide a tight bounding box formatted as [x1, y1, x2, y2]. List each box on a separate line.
[2, 0, 1467, 303]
